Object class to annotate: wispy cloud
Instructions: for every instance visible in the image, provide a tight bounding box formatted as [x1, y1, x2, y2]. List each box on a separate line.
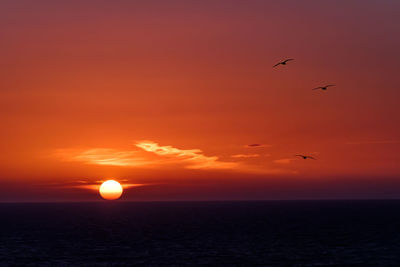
[273, 158, 295, 164]
[345, 140, 400, 145]
[56, 141, 238, 170]
[55, 148, 151, 167]
[231, 154, 260, 158]
[75, 183, 144, 191]
[244, 144, 270, 148]
[135, 140, 236, 169]
[56, 140, 293, 174]
[46, 180, 146, 191]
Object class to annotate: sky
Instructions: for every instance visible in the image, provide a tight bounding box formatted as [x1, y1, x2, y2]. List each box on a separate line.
[1, 0, 400, 201]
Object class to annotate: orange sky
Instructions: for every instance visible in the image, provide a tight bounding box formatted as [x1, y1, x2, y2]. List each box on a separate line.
[1, 0, 400, 201]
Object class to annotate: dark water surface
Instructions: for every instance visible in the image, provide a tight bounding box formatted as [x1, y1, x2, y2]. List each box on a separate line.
[1, 200, 400, 266]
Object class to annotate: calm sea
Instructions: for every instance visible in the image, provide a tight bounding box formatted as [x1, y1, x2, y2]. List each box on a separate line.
[1, 200, 400, 266]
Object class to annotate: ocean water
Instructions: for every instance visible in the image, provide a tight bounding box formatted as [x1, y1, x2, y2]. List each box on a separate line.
[1, 200, 400, 266]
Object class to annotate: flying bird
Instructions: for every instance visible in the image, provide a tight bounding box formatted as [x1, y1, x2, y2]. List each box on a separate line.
[295, 155, 316, 160]
[273, 59, 294, 67]
[312, 84, 335, 91]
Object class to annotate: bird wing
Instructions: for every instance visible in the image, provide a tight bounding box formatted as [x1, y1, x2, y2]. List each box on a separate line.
[295, 155, 304, 157]
[326, 84, 335, 87]
[307, 156, 316, 160]
[284, 59, 294, 62]
[273, 63, 281, 67]
[312, 87, 322, 90]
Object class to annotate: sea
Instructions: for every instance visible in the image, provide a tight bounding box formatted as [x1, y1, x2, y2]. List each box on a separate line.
[1, 200, 400, 266]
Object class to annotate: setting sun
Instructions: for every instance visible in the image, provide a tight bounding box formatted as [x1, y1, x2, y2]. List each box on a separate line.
[1, 1, 400, 265]
[99, 180, 123, 200]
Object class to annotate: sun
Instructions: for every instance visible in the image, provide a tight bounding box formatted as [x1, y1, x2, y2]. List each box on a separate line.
[99, 180, 123, 200]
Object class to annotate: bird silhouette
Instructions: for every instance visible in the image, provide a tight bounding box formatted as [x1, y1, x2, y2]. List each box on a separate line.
[295, 154, 316, 160]
[312, 84, 335, 91]
[273, 59, 294, 68]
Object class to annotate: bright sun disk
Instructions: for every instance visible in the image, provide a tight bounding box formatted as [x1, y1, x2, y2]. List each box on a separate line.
[99, 180, 123, 200]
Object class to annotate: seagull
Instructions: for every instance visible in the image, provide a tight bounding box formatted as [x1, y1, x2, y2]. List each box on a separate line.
[312, 84, 335, 91]
[295, 154, 316, 160]
[273, 59, 294, 68]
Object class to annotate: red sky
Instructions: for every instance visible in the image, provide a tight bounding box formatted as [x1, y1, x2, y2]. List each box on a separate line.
[1, 0, 400, 201]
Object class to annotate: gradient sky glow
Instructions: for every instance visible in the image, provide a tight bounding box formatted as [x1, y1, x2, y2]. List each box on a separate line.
[1, 0, 400, 201]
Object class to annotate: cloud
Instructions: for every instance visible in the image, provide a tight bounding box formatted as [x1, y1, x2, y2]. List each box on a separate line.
[56, 140, 293, 174]
[46, 180, 146, 191]
[244, 144, 270, 148]
[345, 140, 400, 145]
[135, 140, 236, 169]
[55, 148, 151, 167]
[75, 183, 144, 191]
[273, 158, 295, 164]
[56, 141, 238, 170]
[231, 154, 260, 158]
